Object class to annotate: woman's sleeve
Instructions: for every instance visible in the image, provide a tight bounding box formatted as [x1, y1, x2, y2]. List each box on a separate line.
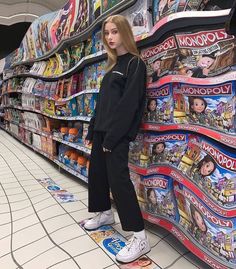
[85, 95, 99, 141]
[103, 57, 146, 150]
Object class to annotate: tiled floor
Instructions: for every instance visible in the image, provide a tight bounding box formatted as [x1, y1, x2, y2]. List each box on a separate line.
[0, 129, 212, 269]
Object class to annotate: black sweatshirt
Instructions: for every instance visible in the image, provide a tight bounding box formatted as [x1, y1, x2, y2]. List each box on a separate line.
[86, 52, 146, 150]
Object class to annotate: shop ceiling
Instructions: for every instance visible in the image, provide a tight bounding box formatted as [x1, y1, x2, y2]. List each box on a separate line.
[0, 0, 68, 25]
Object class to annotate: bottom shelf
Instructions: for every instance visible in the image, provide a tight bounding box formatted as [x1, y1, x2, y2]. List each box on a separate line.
[142, 212, 233, 269]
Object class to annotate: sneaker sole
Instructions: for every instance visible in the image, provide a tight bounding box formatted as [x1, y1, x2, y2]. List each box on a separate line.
[115, 247, 151, 264]
[83, 221, 115, 231]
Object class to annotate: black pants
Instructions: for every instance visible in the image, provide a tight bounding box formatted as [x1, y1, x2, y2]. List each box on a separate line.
[88, 132, 144, 232]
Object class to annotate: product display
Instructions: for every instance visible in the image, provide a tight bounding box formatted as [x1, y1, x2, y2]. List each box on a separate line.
[1, 1, 236, 268]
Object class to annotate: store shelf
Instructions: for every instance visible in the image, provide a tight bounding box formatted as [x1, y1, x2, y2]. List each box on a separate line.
[142, 212, 233, 269]
[129, 163, 236, 217]
[0, 125, 88, 184]
[53, 136, 91, 155]
[3, 105, 92, 122]
[12, 0, 137, 67]
[137, 9, 230, 47]
[141, 123, 236, 149]
[54, 159, 88, 184]
[6, 51, 106, 82]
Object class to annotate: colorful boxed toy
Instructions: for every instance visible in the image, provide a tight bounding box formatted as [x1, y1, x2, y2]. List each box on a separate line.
[96, 61, 106, 89]
[128, 132, 150, 167]
[121, 0, 152, 36]
[141, 35, 178, 83]
[145, 132, 188, 168]
[130, 171, 146, 208]
[175, 183, 236, 265]
[84, 64, 97, 90]
[152, 0, 180, 23]
[173, 81, 236, 133]
[84, 93, 97, 117]
[92, 0, 101, 21]
[76, 94, 84, 116]
[84, 36, 93, 56]
[49, 81, 58, 98]
[43, 100, 55, 116]
[68, 98, 78, 117]
[101, 0, 119, 13]
[92, 28, 104, 54]
[143, 84, 173, 124]
[174, 28, 236, 78]
[70, 42, 85, 67]
[143, 174, 179, 221]
[55, 102, 69, 117]
[178, 135, 236, 208]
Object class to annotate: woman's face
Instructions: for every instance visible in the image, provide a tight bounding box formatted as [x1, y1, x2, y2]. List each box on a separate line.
[194, 211, 206, 232]
[104, 22, 123, 51]
[200, 161, 214, 176]
[149, 190, 157, 205]
[148, 100, 156, 111]
[155, 143, 165, 154]
[192, 98, 205, 113]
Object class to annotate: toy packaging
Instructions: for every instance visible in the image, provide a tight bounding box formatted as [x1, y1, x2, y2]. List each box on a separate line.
[121, 0, 152, 36]
[178, 0, 208, 12]
[76, 94, 84, 116]
[92, 28, 104, 54]
[43, 100, 55, 116]
[101, 0, 119, 13]
[130, 171, 146, 212]
[152, 0, 180, 23]
[173, 81, 236, 133]
[141, 36, 178, 83]
[129, 133, 149, 167]
[178, 134, 236, 208]
[70, 42, 85, 67]
[143, 84, 173, 124]
[174, 28, 236, 78]
[84, 64, 97, 90]
[49, 81, 58, 98]
[96, 61, 106, 89]
[84, 93, 97, 117]
[92, 0, 101, 21]
[143, 174, 179, 221]
[84, 36, 93, 56]
[145, 132, 188, 168]
[175, 183, 236, 265]
[82, 123, 89, 142]
[70, 0, 89, 36]
[55, 102, 69, 117]
[68, 97, 78, 117]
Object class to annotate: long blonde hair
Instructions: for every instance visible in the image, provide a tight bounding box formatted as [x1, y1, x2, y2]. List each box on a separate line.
[102, 15, 139, 72]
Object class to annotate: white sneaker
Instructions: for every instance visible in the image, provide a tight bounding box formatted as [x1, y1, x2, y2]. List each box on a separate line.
[84, 210, 115, 230]
[116, 235, 151, 263]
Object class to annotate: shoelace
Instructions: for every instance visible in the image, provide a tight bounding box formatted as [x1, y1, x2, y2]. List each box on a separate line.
[125, 236, 138, 251]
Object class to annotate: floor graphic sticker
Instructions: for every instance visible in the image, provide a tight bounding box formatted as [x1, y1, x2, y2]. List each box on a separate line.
[37, 178, 77, 203]
[79, 220, 161, 269]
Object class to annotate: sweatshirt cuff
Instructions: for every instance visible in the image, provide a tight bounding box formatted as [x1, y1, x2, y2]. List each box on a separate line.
[102, 137, 116, 151]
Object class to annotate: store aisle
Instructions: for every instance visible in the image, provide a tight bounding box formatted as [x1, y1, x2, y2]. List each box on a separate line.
[0, 129, 212, 269]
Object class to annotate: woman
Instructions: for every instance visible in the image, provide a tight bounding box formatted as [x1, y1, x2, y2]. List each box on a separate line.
[84, 14, 150, 263]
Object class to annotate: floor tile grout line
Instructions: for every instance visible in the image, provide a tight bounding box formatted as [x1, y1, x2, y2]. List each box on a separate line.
[18, 233, 89, 268]
[45, 247, 100, 269]
[0, 143, 82, 269]
[0, 183, 23, 269]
